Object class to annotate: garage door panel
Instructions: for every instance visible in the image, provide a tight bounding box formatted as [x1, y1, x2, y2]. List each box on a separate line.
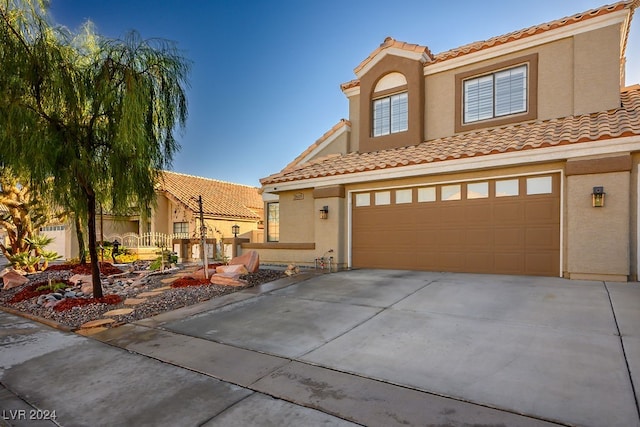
[494, 227, 525, 249]
[525, 252, 559, 275]
[493, 201, 525, 223]
[352, 173, 559, 276]
[439, 204, 466, 223]
[494, 252, 525, 274]
[465, 203, 493, 223]
[525, 225, 561, 250]
[465, 252, 495, 273]
[465, 227, 494, 248]
[437, 228, 466, 247]
[438, 251, 467, 271]
[524, 199, 559, 222]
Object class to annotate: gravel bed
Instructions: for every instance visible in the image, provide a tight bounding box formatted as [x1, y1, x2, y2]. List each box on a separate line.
[0, 267, 286, 329]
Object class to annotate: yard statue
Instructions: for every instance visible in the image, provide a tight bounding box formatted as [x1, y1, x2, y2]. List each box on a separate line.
[112, 240, 120, 263]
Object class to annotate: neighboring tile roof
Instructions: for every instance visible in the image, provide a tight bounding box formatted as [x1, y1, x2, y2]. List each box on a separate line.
[341, 1, 637, 91]
[261, 87, 640, 185]
[159, 171, 262, 221]
[282, 119, 351, 172]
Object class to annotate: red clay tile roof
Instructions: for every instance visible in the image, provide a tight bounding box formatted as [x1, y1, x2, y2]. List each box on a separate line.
[341, 1, 637, 91]
[261, 87, 640, 186]
[353, 37, 434, 76]
[432, 1, 634, 63]
[282, 119, 351, 172]
[159, 171, 262, 220]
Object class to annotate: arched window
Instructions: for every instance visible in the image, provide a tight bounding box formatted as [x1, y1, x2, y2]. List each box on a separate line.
[372, 73, 408, 137]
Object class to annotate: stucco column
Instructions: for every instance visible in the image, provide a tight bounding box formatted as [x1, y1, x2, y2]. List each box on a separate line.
[313, 185, 346, 271]
[566, 165, 630, 281]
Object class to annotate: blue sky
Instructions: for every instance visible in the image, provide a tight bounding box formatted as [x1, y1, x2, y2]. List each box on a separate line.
[49, 1, 640, 187]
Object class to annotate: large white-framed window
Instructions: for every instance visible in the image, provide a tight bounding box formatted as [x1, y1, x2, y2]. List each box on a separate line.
[267, 202, 279, 242]
[463, 64, 527, 124]
[372, 92, 408, 137]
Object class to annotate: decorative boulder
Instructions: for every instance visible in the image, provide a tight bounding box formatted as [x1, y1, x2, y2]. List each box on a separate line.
[81, 283, 93, 296]
[229, 250, 259, 273]
[192, 268, 209, 280]
[215, 264, 249, 279]
[284, 264, 300, 277]
[70, 274, 93, 286]
[0, 267, 23, 278]
[2, 270, 29, 290]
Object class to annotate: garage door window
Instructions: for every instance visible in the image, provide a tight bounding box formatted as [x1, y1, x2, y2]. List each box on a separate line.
[375, 191, 391, 205]
[496, 179, 519, 197]
[355, 193, 370, 207]
[527, 176, 552, 195]
[467, 182, 489, 199]
[395, 189, 412, 204]
[442, 184, 461, 201]
[417, 187, 436, 202]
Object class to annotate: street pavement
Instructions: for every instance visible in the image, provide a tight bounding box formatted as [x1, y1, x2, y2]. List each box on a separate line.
[1, 269, 639, 426]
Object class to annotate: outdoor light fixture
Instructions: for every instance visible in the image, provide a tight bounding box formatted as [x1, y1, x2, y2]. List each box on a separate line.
[319, 206, 329, 220]
[592, 186, 605, 207]
[232, 224, 240, 237]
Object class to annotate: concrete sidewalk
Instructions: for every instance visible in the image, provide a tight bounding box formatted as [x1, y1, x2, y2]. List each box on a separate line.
[1, 270, 639, 426]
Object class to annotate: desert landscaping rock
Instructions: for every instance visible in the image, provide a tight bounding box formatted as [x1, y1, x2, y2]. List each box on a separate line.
[75, 326, 109, 336]
[80, 318, 116, 328]
[1, 270, 29, 290]
[0, 263, 286, 330]
[103, 308, 135, 316]
[137, 291, 164, 298]
[124, 298, 147, 306]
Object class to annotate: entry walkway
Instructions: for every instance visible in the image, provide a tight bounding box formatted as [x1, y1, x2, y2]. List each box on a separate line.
[2, 270, 639, 426]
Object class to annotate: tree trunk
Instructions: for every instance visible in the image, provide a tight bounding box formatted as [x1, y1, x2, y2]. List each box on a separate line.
[74, 215, 86, 264]
[86, 191, 103, 298]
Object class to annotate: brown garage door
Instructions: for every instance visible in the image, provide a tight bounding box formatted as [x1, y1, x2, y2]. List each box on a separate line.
[352, 174, 560, 276]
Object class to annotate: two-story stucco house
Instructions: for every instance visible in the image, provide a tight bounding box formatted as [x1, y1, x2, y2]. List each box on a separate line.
[253, 1, 640, 281]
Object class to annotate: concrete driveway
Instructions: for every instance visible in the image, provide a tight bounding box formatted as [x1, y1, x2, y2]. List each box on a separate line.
[1, 270, 639, 426]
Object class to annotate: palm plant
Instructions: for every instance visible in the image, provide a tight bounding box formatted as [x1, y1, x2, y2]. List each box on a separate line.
[40, 250, 62, 271]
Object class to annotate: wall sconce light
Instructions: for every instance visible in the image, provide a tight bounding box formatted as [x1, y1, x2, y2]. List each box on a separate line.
[232, 224, 240, 237]
[319, 206, 329, 220]
[592, 186, 605, 207]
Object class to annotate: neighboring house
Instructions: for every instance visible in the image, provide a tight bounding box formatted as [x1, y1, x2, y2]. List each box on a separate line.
[254, 1, 640, 281]
[151, 171, 263, 260]
[41, 171, 263, 261]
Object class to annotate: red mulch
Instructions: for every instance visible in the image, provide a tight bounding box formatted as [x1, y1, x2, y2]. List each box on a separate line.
[9, 280, 73, 303]
[171, 277, 211, 288]
[45, 262, 123, 276]
[54, 294, 122, 312]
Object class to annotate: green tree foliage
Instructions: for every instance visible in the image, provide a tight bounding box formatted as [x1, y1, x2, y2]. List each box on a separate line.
[0, 0, 189, 297]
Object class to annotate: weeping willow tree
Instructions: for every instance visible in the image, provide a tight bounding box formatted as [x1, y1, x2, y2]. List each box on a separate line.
[0, 0, 189, 297]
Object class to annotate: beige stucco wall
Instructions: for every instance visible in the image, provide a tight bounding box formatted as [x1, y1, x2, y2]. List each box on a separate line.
[573, 24, 622, 115]
[424, 24, 622, 141]
[314, 196, 346, 267]
[314, 131, 349, 158]
[153, 195, 170, 234]
[566, 171, 630, 280]
[100, 217, 139, 238]
[349, 94, 360, 152]
[278, 189, 315, 243]
[251, 247, 318, 268]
